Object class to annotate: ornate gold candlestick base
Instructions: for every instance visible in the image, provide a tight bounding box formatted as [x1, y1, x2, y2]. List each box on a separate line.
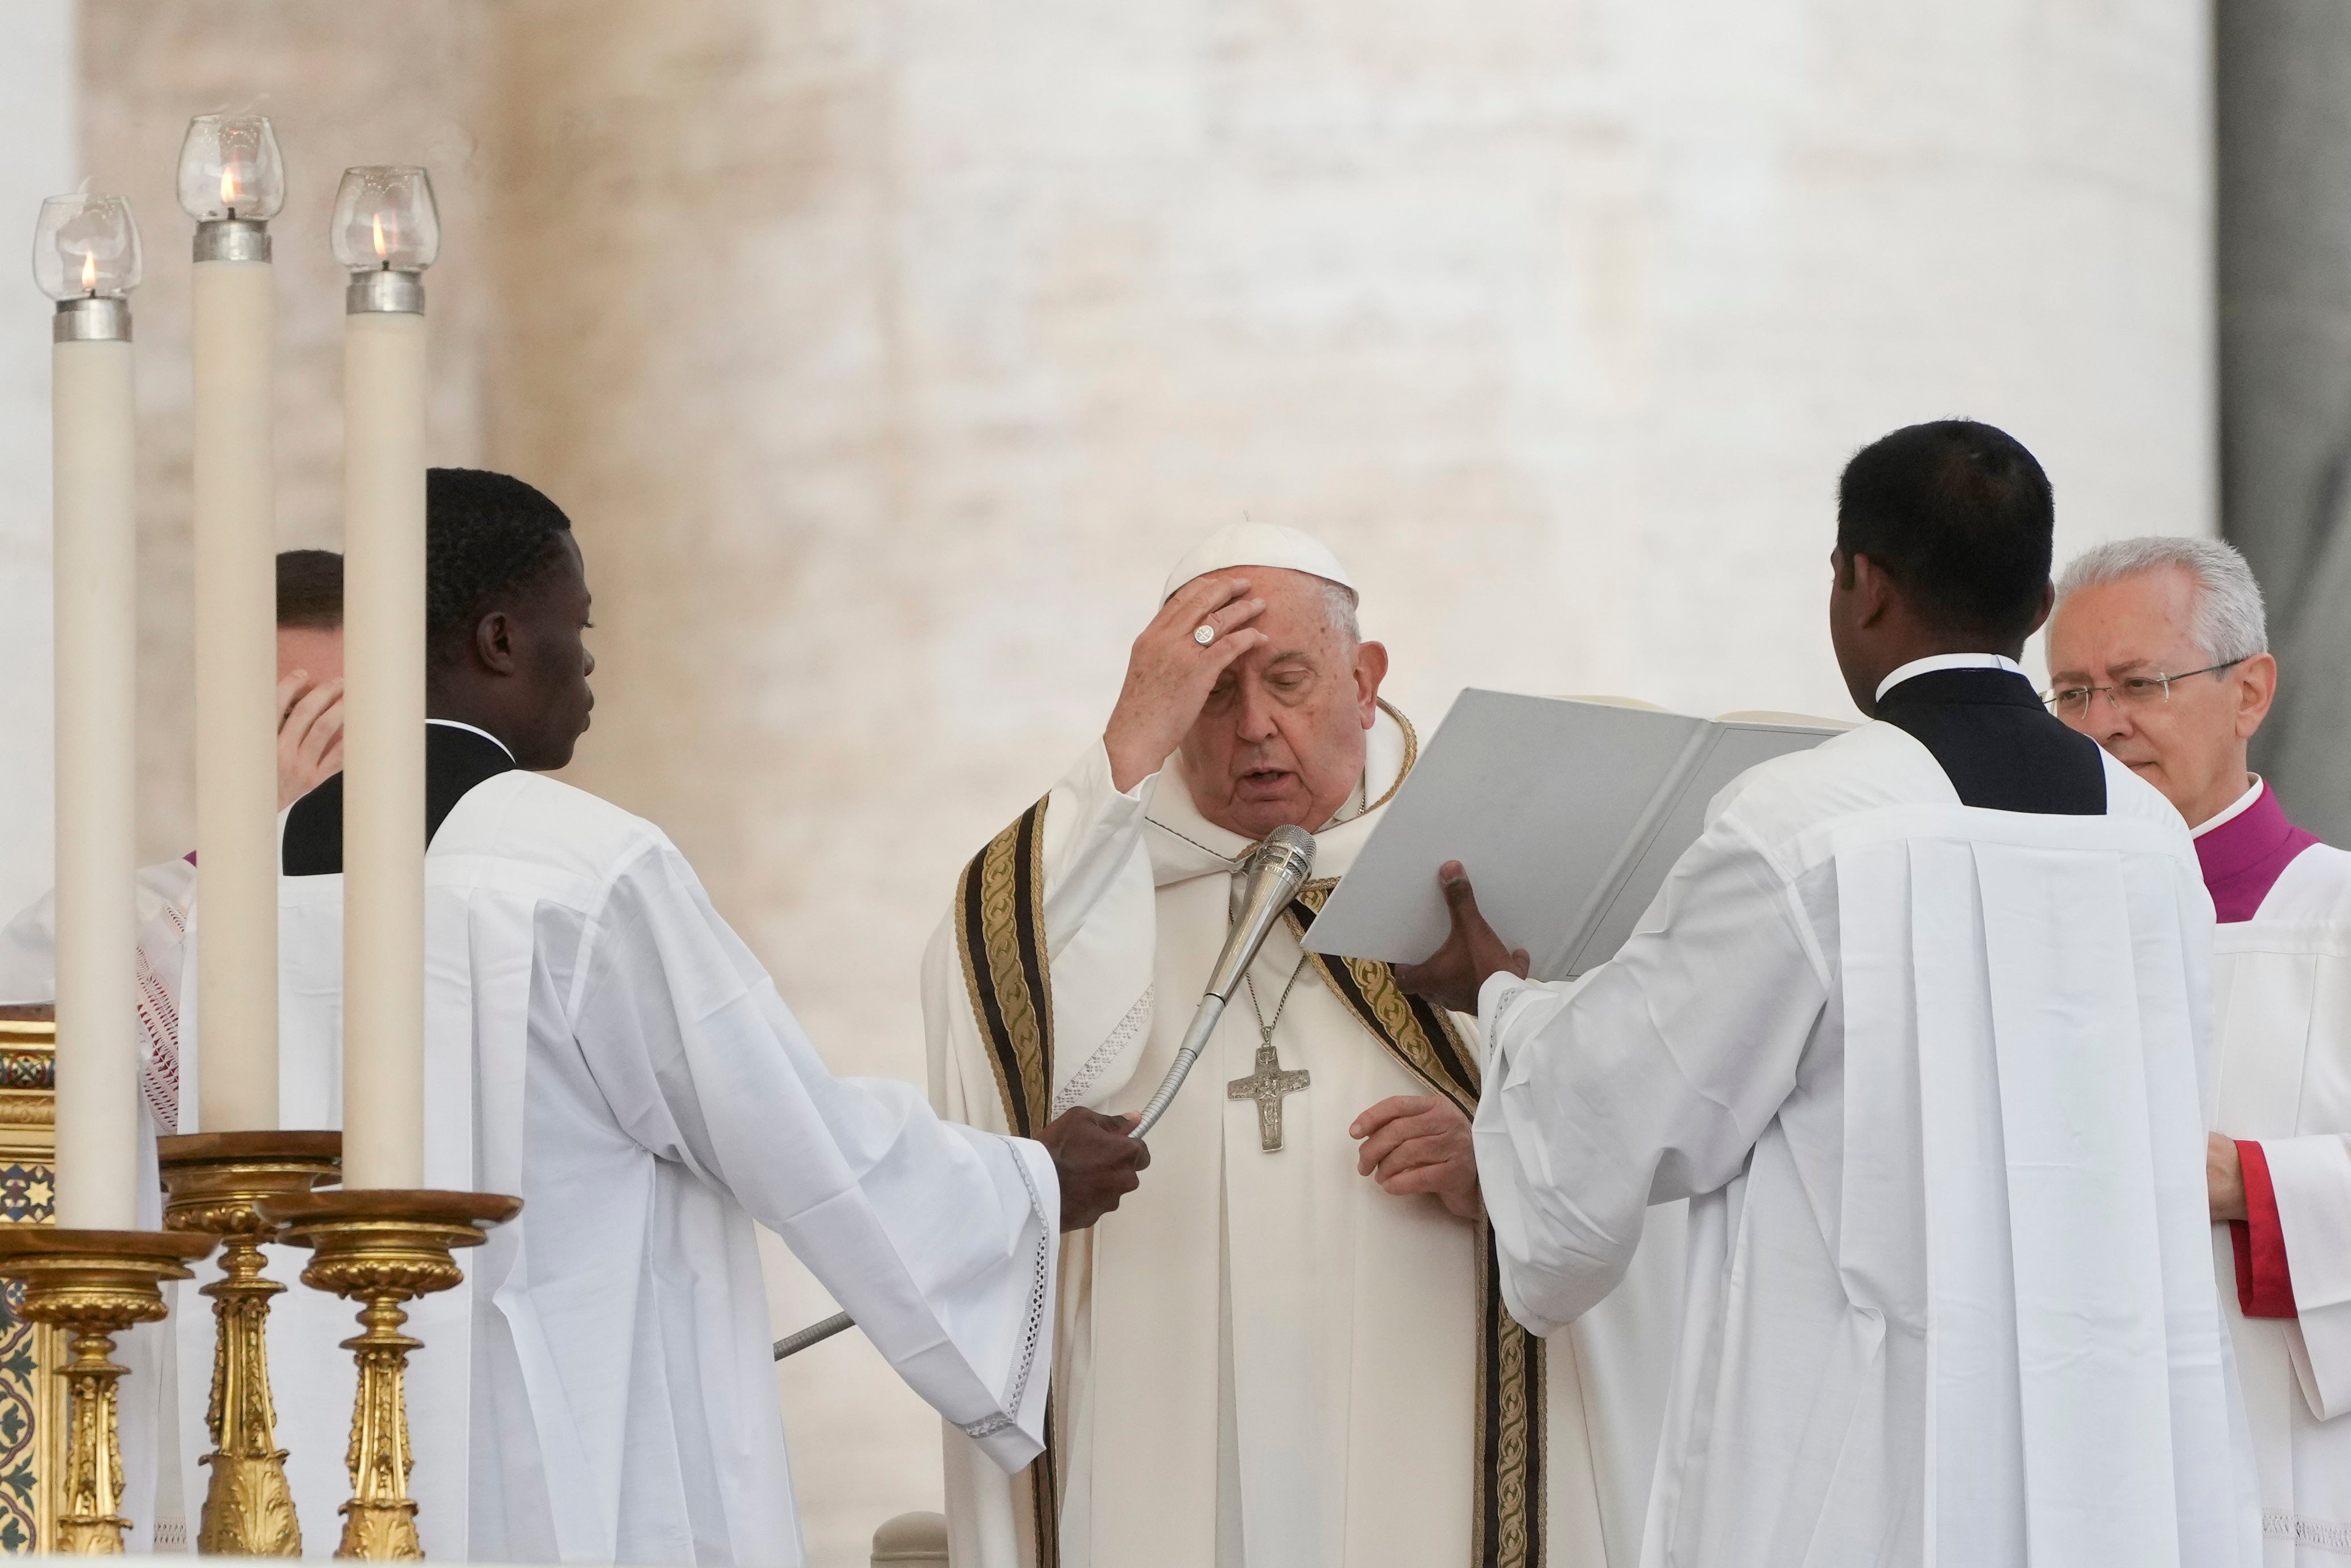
[158, 1131, 343, 1557]
[260, 1190, 521, 1561]
[0, 1228, 216, 1553]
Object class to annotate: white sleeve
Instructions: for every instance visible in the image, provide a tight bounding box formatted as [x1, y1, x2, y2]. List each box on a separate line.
[1473, 813, 1826, 1336]
[2264, 1132, 2351, 1419]
[572, 841, 1058, 1472]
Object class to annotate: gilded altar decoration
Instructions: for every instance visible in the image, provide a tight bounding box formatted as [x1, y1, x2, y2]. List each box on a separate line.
[261, 1190, 519, 1560]
[0, 1227, 215, 1554]
[0, 1010, 69, 1554]
[158, 1131, 342, 1557]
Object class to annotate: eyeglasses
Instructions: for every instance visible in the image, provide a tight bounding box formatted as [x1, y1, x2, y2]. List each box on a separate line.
[2043, 660, 2243, 720]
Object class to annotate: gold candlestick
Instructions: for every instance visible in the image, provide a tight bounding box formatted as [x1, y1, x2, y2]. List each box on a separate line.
[157, 1131, 342, 1556]
[0, 1228, 216, 1553]
[260, 1190, 519, 1561]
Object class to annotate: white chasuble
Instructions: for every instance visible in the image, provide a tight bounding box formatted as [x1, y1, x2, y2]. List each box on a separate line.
[2211, 844, 2351, 1561]
[924, 705, 1684, 1568]
[168, 770, 1058, 1565]
[1476, 722, 2258, 1568]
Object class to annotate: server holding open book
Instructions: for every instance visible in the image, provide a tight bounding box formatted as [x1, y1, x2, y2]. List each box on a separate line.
[1320, 420, 2257, 1568]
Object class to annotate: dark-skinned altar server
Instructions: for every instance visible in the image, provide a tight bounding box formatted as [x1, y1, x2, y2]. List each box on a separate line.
[168, 470, 1148, 1566]
[1401, 422, 2258, 1567]
[925, 523, 1681, 1568]
[2049, 537, 2350, 1563]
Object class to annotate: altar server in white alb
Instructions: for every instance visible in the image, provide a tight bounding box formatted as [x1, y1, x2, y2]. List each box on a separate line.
[170, 469, 1148, 1565]
[925, 522, 1682, 1568]
[1402, 421, 2258, 1567]
[2049, 537, 2351, 1563]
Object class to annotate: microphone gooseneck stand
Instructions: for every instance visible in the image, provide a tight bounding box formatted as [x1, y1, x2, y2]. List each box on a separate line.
[774, 825, 1318, 1362]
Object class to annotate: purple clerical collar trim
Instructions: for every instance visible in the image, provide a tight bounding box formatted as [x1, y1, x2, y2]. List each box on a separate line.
[2194, 779, 2320, 923]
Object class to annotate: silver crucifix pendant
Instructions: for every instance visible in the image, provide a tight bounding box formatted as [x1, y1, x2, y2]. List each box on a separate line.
[1227, 1043, 1312, 1152]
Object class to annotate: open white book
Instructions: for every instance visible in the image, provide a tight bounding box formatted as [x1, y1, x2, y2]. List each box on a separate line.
[1303, 690, 1852, 979]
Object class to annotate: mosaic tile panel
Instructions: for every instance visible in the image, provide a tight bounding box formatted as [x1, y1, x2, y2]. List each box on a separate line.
[0, 1160, 52, 1555]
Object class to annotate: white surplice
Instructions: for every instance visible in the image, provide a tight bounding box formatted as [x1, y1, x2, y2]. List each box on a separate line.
[925, 707, 1683, 1568]
[169, 768, 1058, 1565]
[1475, 719, 2258, 1567]
[2210, 840, 2351, 1560]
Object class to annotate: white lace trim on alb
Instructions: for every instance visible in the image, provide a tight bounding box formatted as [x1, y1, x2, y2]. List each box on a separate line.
[959, 1136, 1052, 1443]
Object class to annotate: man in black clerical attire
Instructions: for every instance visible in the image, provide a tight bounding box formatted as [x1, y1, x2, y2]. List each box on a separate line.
[243, 469, 1147, 1563]
[1389, 422, 2253, 1566]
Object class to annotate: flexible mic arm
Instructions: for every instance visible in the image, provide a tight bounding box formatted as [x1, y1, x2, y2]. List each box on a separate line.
[777, 824, 1316, 1361]
[1130, 824, 1316, 1139]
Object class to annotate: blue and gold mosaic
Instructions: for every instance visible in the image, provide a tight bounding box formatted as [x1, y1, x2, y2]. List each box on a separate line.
[0, 1161, 55, 1554]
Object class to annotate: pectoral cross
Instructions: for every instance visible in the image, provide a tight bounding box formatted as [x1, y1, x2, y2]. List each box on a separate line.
[1227, 1043, 1312, 1152]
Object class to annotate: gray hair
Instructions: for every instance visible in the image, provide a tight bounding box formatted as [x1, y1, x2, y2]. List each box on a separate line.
[1322, 579, 1361, 646]
[2054, 535, 2268, 665]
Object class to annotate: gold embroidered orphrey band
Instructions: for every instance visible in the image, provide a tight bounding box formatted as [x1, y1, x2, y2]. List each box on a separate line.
[954, 797, 1061, 1568]
[951, 729, 1546, 1568]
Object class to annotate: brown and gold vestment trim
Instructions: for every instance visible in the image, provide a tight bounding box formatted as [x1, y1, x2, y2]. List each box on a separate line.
[952, 797, 1062, 1566]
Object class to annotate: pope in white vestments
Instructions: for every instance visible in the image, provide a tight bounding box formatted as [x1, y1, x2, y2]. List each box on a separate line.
[166, 470, 1147, 1564]
[2049, 536, 2351, 1562]
[1405, 423, 2258, 1566]
[927, 525, 1682, 1568]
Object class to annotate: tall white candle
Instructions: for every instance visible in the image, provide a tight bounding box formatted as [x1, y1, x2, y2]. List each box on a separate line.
[333, 167, 439, 1190]
[37, 195, 144, 1229]
[180, 115, 286, 1134]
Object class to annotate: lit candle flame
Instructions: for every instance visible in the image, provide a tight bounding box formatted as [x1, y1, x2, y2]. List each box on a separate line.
[80, 252, 96, 293]
[219, 166, 239, 208]
[372, 212, 388, 261]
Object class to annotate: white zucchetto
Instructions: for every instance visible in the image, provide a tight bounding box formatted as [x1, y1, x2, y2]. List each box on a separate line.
[1160, 522, 1357, 603]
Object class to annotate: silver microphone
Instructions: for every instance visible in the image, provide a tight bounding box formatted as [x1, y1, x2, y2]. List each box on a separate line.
[1130, 824, 1316, 1139]
[778, 825, 1314, 1361]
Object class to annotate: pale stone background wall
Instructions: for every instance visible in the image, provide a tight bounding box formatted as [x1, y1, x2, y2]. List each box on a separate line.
[0, 2, 75, 924]
[32, 1, 2215, 1562]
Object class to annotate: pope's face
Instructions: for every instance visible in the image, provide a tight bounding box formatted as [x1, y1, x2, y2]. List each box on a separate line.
[2044, 565, 2273, 827]
[1179, 568, 1387, 840]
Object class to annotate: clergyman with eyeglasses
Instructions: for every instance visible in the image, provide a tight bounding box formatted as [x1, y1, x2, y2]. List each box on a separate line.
[2047, 535, 2351, 1558]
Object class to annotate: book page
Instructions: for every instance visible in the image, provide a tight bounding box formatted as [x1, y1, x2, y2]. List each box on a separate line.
[1303, 691, 1845, 977]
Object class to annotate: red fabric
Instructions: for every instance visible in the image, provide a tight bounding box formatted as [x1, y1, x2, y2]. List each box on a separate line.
[2229, 1139, 2298, 1319]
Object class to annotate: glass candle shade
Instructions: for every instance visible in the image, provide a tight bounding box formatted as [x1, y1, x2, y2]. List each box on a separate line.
[178, 114, 286, 224]
[33, 194, 142, 300]
[330, 167, 440, 273]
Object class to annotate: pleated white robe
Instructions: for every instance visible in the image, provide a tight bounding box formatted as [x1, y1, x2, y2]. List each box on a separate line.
[927, 707, 1682, 1568]
[169, 769, 1058, 1564]
[2211, 842, 2351, 1559]
[1475, 720, 2259, 1568]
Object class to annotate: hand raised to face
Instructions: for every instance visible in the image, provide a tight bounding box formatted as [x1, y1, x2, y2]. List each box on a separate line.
[1392, 862, 1530, 1017]
[1039, 1107, 1153, 1231]
[1103, 575, 1268, 793]
[276, 669, 346, 809]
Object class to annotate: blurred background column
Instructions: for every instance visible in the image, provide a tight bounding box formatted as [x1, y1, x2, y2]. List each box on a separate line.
[2218, 0, 2351, 839]
[0, 3, 75, 921]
